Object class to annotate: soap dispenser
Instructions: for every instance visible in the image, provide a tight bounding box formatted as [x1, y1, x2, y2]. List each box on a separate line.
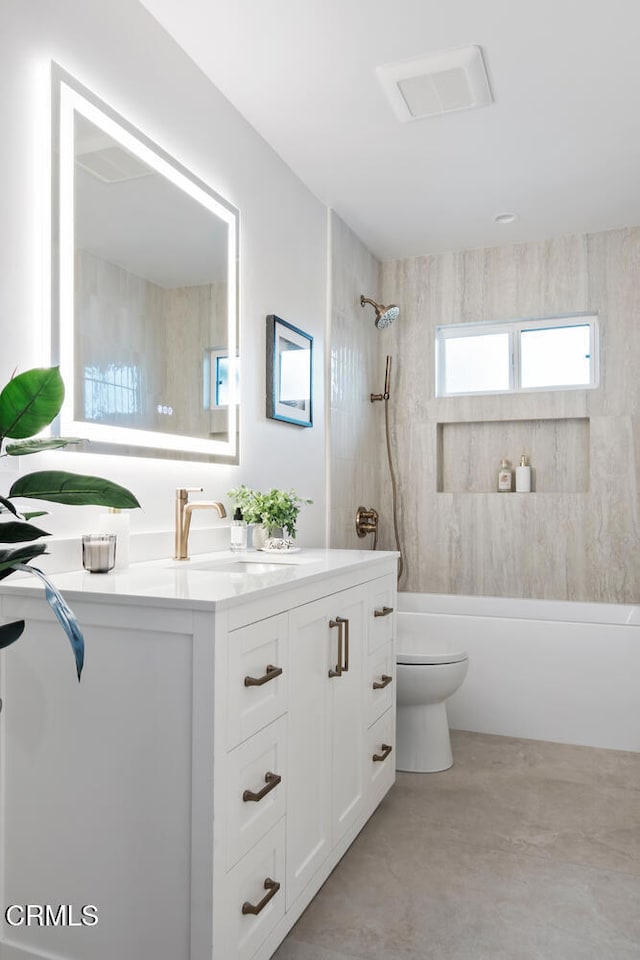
[516, 454, 532, 493]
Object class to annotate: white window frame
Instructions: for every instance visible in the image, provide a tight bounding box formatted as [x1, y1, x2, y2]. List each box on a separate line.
[435, 313, 599, 398]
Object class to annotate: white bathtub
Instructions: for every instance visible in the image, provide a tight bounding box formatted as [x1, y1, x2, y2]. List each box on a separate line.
[398, 592, 640, 753]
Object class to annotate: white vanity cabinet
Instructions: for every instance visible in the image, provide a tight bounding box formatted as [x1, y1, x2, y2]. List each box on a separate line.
[0, 551, 396, 960]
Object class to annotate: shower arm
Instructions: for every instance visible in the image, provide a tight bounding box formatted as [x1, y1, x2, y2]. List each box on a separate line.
[371, 356, 392, 402]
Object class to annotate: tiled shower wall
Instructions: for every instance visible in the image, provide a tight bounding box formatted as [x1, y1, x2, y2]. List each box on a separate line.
[379, 226, 640, 602]
[329, 212, 384, 548]
[76, 250, 227, 438]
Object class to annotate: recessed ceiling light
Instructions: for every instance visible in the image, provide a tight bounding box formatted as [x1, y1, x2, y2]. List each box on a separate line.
[494, 213, 518, 224]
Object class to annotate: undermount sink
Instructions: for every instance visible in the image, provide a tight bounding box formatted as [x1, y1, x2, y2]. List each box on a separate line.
[188, 560, 286, 574]
[169, 552, 318, 573]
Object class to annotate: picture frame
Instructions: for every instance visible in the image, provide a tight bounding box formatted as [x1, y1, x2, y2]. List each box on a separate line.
[266, 314, 313, 427]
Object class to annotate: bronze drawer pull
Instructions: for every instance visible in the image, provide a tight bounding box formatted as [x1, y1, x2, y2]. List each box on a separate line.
[328, 618, 343, 678]
[374, 606, 394, 618]
[241, 877, 281, 915]
[243, 771, 282, 803]
[340, 616, 350, 672]
[373, 743, 393, 762]
[373, 674, 393, 690]
[244, 664, 282, 687]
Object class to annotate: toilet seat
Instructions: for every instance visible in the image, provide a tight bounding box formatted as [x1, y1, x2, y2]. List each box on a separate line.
[396, 636, 468, 665]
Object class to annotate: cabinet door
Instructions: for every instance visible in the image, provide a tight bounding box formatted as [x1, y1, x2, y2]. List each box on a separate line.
[366, 707, 396, 812]
[226, 613, 288, 749]
[286, 595, 334, 907]
[368, 574, 396, 654]
[367, 644, 395, 727]
[330, 586, 367, 846]
[286, 585, 368, 907]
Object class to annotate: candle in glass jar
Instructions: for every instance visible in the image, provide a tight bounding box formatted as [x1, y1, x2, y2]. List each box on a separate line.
[81, 534, 117, 573]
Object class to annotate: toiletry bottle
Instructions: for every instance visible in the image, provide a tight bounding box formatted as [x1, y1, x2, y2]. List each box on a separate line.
[497, 458, 512, 492]
[230, 507, 247, 552]
[96, 507, 130, 569]
[516, 454, 532, 493]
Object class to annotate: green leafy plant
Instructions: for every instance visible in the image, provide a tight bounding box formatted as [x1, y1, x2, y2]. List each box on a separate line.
[227, 485, 311, 538]
[0, 366, 140, 679]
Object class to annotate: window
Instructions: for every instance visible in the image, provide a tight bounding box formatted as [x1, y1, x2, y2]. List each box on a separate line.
[84, 363, 141, 421]
[436, 315, 598, 397]
[203, 348, 239, 409]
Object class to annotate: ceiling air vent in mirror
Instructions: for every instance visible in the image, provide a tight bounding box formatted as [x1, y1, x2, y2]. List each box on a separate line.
[376, 45, 493, 122]
[76, 145, 154, 183]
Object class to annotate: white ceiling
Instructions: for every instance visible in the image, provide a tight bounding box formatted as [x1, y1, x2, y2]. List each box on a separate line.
[139, 0, 640, 261]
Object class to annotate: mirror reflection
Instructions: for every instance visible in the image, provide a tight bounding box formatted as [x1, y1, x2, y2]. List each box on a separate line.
[53, 67, 239, 461]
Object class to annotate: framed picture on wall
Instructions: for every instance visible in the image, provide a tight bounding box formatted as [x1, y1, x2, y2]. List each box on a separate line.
[266, 314, 313, 427]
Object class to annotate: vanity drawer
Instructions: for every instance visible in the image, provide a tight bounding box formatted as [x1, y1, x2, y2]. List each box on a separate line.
[368, 575, 395, 653]
[219, 819, 286, 960]
[226, 716, 287, 870]
[227, 613, 288, 749]
[366, 707, 396, 808]
[367, 647, 395, 727]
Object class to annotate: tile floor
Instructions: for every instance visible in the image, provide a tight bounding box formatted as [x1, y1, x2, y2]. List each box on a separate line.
[273, 730, 640, 960]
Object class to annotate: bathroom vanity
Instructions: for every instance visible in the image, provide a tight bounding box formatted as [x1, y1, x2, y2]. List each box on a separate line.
[0, 549, 397, 960]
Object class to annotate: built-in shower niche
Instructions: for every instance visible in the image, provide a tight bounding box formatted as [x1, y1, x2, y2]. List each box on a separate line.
[436, 417, 590, 493]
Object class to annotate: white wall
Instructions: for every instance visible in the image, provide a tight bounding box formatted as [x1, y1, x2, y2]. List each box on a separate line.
[0, 0, 327, 559]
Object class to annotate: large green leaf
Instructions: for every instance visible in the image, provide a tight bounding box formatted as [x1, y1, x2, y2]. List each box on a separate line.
[5, 436, 83, 456]
[0, 520, 50, 543]
[0, 620, 25, 650]
[0, 495, 19, 517]
[0, 543, 48, 573]
[0, 367, 64, 440]
[9, 471, 140, 509]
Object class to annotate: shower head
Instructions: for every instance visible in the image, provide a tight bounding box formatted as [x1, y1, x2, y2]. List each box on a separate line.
[360, 295, 399, 329]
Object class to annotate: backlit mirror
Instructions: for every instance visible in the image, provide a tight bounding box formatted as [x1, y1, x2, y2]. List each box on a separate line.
[51, 65, 239, 462]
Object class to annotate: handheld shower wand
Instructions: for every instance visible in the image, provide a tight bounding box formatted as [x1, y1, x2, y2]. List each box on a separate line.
[371, 355, 392, 402]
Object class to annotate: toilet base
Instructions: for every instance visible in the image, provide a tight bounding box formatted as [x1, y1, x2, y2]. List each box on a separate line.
[396, 701, 453, 773]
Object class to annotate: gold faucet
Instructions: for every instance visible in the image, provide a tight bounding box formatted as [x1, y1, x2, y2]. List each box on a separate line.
[174, 487, 227, 560]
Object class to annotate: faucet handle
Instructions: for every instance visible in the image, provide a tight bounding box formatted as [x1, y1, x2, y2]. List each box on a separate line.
[176, 487, 203, 500]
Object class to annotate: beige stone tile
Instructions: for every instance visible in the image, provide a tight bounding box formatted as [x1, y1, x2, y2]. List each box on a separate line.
[369, 733, 640, 876]
[276, 733, 640, 960]
[272, 942, 363, 960]
[288, 821, 640, 960]
[378, 225, 640, 603]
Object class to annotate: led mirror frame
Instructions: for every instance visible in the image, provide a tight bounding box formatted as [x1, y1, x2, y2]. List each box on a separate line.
[51, 65, 239, 462]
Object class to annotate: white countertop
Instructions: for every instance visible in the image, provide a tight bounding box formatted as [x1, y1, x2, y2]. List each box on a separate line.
[0, 548, 399, 612]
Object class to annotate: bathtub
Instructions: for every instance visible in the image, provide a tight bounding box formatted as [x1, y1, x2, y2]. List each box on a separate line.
[398, 593, 640, 753]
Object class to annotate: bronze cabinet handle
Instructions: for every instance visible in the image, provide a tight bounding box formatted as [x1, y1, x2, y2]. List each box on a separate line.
[328, 618, 343, 678]
[373, 674, 393, 690]
[243, 771, 282, 803]
[244, 664, 283, 687]
[373, 743, 393, 762]
[336, 616, 349, 672]
[241, 877, 281, 915]
[374, 606, 394, 618]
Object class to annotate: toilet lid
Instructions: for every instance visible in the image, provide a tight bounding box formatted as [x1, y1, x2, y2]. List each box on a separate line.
[397, 645, 468, 665]
[396, 616, 468, 665]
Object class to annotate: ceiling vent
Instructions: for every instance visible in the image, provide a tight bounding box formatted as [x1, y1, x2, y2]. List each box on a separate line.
[75, 146, 153, 184]
[376, 45, 492, 122]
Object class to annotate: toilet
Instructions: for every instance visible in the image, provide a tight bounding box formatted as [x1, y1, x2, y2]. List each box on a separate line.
[396, 612, 469, 773]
